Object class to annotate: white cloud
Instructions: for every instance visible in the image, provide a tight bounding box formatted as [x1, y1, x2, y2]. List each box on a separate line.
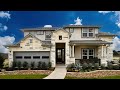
[0, 11, 11, 19]
[0, 23, 8, 31]
[98, 11, 120, 28]
[0, 36, 15, 53]
[113, 36, 120, 51]
[70, 17, 82, 25]
[98, 11, 114, 14]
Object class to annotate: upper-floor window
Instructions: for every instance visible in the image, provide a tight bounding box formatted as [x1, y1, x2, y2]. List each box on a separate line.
[82, 28, 94, 38]
[65, 28, 74, 33]
[45, 31, 51, 40]
[37, 31, 44, 35]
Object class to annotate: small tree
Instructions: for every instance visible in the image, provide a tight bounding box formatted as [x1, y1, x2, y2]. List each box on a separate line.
[31, 62, 35, 69]
[23, 61, 28, 69]
[17, 61, 21, 70]
[38, 61, 42, 70]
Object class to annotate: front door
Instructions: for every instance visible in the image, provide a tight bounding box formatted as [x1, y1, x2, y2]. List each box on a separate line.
[56, 48, 65, 64]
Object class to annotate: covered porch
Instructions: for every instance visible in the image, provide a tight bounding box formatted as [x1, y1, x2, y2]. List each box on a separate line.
[69, 40, 112, 65]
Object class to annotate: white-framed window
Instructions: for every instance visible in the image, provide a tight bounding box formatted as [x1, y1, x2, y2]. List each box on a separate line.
[82, 48, 94, 59]
[45, 31, 51, 40]
[69, 28, 74, 33]
[82, 28, 94, 37]
[37, 31, 44, 35]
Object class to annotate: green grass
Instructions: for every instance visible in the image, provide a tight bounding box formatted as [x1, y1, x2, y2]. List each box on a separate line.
[0, 74, 48, 79]
[65, 75, 120, 79]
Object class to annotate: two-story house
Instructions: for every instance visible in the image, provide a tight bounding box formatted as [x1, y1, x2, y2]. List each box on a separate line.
[6, 24, 116, 67]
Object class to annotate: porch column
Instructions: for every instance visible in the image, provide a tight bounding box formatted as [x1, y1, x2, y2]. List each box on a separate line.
[69, 46, 71, 57]
[72, 45, 74, 57]
[101, 45, 103, 58]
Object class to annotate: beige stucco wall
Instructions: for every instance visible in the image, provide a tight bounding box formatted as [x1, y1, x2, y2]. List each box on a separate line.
[74, 45, 98, 59]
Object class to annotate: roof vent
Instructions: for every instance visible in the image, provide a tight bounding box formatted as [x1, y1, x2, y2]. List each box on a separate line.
[44, 25, 52, 28]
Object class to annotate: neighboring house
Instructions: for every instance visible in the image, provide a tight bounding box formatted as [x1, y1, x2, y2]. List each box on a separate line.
[6, 24, 116, 67]
[113, 51, 120, 61]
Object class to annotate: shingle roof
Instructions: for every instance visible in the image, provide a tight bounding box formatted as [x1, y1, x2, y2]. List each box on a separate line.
[21, 27, 62, 31]
[63, 25, 101, 28]
[70, 40, 112, 45]
[98, 32, 116, 36]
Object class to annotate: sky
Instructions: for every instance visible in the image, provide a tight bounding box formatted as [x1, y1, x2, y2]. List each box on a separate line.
[0, 11, 120, 53]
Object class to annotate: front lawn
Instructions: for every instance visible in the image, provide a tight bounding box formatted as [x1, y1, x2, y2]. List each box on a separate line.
[0, 74, 47, 79]
[65, 75, 120, 79]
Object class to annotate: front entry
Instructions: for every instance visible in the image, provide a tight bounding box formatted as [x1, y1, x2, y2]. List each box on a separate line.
[56, 43, 65, 64]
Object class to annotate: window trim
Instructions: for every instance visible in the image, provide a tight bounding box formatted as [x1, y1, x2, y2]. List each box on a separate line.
[36, 31, 44, 35]
[69, 28, 74, 33]
[81, 48, 95, 59]
[81, 28, 95, 38]
[45, 31, 51, 40]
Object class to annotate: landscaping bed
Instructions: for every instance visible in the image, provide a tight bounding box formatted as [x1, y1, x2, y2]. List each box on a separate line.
[66, 70, 120, 79]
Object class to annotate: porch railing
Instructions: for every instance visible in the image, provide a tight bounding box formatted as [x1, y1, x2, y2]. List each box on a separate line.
[75, 58, 101, 65]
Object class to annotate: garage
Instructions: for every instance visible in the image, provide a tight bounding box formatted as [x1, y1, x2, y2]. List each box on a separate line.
[13, 51, 50, 65]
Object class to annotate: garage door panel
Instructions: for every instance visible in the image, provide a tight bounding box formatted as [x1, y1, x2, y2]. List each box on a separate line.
[14, 51, 50, 66]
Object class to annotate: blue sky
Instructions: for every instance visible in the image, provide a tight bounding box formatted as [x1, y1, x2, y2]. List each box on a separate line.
[0, 11, 120, 53]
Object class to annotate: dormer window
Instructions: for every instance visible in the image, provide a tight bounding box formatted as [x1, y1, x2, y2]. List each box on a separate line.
[82, 28, 94, 38]
[45, 31, 51, 40]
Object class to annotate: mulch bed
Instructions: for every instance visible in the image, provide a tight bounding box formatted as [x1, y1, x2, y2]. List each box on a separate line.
[0, 70, 52, 75]
[66, 70, 120, 78]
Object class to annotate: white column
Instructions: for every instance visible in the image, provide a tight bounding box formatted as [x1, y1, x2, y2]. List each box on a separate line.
[72, 45, 74, 57]
[101, 45, 103, 58]
[69, 46, 71, 57]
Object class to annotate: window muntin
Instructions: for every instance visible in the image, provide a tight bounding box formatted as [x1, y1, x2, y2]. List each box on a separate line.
[82, 49, 94, 59]
[45, 31, 51, 40]
[37, 31, 44, 35]
[82, 28, 94, 37]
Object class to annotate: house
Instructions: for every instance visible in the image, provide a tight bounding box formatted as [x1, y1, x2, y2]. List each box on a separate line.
[113, 50, 120, 61]
[6, 21, 116, 68]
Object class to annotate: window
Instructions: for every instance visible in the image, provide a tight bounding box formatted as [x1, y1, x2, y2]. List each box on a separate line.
[16, 56, 22, 59]
[33, 56, 40, 59]
[37, 31, 44, 35]
[69, 28, 74, 33]
[82, 49, 94, 59]
[82, 28, 94, 37]
[42, 56, 49, 59]
[29, 39, 33, 43]
[45, 31, 51, 40]
[59, 35, 62, 40]
[24, 56, 31, 59]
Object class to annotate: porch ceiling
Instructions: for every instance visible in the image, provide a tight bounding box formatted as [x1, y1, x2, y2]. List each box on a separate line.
[70, 40, 112, 45]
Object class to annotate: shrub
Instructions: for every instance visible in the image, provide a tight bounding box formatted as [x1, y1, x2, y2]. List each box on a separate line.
[3, 59, 9, 69]
[101, 64, 106, 70]
[38, 61, 42, 70]
[31, 62, 35, 69]
[107, 61, 113, 70]
[94, 63, 99, 70]
[13, 61, 17, 68]
[48, 62, 52, 69]
[0, 54, 4, 69]
[74, 63, 82, 71]
[42, 62, 47, 70]
[23, 61, 28, 69]
[82, 63, 88, 71]
[113, 65, 119, 70]
[88, 63, 93, 70]
[17, 61, 21, 70]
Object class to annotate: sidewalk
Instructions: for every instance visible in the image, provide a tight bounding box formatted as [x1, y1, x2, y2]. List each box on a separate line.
[43, 64, 66, 79]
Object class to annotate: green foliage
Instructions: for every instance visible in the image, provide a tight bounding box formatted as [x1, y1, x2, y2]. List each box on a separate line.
[113, 65, 119, 70]
[31, 62, 35, 69]
[74, 63, 82, 71]
[48, 62, 52, 69]
[17, 61, 21, 70]
[13, 61, 17, 68]
[101, 64, 106, 70]
[42, 62, 47, 70]
[38, 61, 42, 69]
[23, 61, 28, 69]
[82, 63, 88, 71]
[94, 63, 99, 70]
[107, 61, 113, 70]
[0, 54, 4, 68]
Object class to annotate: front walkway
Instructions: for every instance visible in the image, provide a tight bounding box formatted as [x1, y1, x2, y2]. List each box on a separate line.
[43, 64, 66, 79]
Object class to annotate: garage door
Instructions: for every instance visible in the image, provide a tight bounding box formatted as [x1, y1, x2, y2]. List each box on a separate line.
[13, 51, 50, 65]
